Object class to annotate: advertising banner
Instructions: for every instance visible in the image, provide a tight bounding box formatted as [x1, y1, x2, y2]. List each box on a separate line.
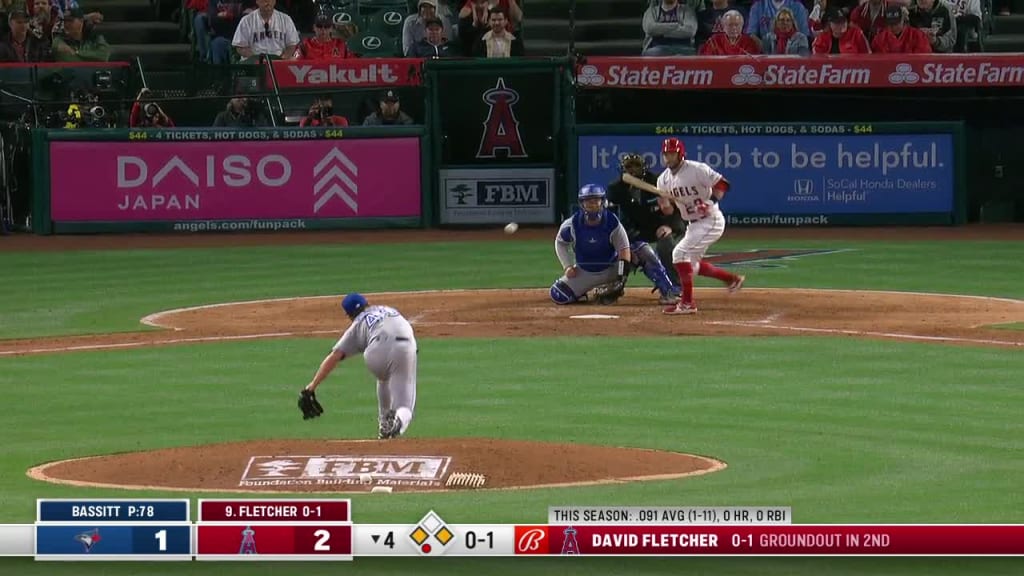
[576, 54, 1024, 90]
[50, 138, 421, 222]
[437, 71, 555, 165]
[439, 168, 555, 224]
[271, 58, 424, 89]
[577, 124, 957, 222]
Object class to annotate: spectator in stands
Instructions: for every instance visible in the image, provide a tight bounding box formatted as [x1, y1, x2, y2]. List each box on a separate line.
[642, 0, 698, 56]
[299, 95, 348, 127]
[762, 7, 809, 53]
[871, 4, 931, 51]
[407, 16, 453, 57]
[746, 0, 808, 40]
[213, 96, 269, 126]
[950, 0, 982, 52]
[129, 88, 175, 128]
[850, 0, 889, 42]
[471, 7, 523, 57]
[908, 0, 955, 52]
[297, 13, 354, 59]
[232, 0, 299, 61]
[52, 8, 109, 61]
[0, 0, 16, 40]
[402, 0, 452, 57]
[208, 0, 247, 65]
[459, 0, 521, 31]
[0, 8, 51, 61]
[698, 9, 761, 53]
[458, 0, 491, 55]
[29, 0, 60, 40]
[48, 0, 102, 38]
[362, 89, 414, 126]
[696, 0, 746, 49]
[811, 6, 870, 52]
[189, 0, 211, 62]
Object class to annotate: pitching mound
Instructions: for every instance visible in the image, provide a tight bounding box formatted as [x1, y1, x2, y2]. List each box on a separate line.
[27, 438, 724, 493]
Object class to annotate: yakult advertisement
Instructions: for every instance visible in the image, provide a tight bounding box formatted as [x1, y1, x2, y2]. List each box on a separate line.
[50, 138, 421, 221]
[578, 128, 956, 217]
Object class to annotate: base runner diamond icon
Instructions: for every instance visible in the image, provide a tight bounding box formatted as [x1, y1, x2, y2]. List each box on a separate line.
[409, 510, 454, 556]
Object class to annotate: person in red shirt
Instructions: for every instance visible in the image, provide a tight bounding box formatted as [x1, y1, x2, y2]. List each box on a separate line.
[811, 7, 870, 53]
[870, 4, 931, 53]
[849, 0, 889, 43]
[698, 9, 761, 55]
[299, 95, 349, 127]
[129, 88, 175, 128]
[298, 13, 355, 60]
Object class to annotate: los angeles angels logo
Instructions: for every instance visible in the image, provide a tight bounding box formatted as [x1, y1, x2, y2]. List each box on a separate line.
[476, 77, 527, 159]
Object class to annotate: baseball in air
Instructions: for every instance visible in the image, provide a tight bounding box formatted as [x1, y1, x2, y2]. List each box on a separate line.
[359, 473, 373, 485]
[504, 222, 519, 235]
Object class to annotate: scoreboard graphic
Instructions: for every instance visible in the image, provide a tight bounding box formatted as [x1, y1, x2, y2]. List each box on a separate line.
[7, 499, 1024, 559]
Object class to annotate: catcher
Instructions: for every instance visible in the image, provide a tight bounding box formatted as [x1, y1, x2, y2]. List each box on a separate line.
[549, 184, 633, 305]
[608, 153, 686, 300]
[299, 293, 417, 440]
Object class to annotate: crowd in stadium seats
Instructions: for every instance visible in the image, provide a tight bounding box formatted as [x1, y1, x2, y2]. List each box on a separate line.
[0, 0, 109, 62]
[642, 0, 989, 55]
[186, 0, 528, 62]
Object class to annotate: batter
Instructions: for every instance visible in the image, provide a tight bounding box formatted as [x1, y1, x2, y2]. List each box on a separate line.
[300, 293, 417, 439]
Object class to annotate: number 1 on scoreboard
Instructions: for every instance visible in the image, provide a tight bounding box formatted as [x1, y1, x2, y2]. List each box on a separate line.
[155, 529, 167, 552]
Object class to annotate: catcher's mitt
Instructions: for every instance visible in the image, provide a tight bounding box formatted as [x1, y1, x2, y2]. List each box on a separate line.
[593, 279, 626, 305]
[298, 389, 324, 420]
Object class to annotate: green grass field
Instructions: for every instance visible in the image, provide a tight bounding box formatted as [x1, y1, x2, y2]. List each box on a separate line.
[1, 232, 1022, 575]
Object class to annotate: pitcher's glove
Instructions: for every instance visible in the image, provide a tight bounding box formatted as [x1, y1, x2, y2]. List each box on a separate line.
[298, 389, 324, 420]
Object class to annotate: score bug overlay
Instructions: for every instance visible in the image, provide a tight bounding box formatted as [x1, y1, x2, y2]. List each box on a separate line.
[34, 499, 192, 561]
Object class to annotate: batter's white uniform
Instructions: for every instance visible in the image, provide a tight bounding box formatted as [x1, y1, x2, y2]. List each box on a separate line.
[332, 305, 417, 435]
[657, 160, 727, 265]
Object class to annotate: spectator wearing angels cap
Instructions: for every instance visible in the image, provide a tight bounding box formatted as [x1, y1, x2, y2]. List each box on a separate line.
[811, 6, 870, 53]
[642, 0, 698, 56]
[406, 16, 453, 57]
[471, 7, 523, 57]
[362, 90, 414, 126]
[698, 9, 761, 54]
[908, 0, 955, 53]
[850, 0, 890, 43]
[695, 0, 746, 49]
[298, 13, 355, 59]
[761, 7, 809, 54]
[745, 0, 808, 41]
[402, 0, 452, 57]
[870, 4, 931, 52]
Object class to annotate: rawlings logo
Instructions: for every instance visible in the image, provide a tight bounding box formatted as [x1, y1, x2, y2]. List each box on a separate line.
[476, 77, 527, 159]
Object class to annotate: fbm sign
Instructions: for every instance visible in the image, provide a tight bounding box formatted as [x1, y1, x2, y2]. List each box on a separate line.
[440, 167, 556, 224]
[240, 455, 452, 488]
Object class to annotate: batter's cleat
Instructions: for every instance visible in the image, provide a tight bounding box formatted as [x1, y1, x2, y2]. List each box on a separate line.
[728, 275, 746, 293]
[378, 410, 403, 439]
[663, 302, 698, 315]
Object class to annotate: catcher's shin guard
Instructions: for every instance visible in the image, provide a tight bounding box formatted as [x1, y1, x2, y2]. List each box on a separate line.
[631, 241, 675, 297]
[550, 280, 577, 305]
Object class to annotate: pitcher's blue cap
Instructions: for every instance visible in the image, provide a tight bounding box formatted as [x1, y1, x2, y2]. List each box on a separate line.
[342, 293, 368, 317]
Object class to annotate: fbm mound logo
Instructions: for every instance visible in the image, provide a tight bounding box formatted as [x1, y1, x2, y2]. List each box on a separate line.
[240, 455, 452, 488]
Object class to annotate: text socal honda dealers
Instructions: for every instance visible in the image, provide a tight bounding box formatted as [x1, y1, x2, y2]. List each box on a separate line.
[283, 63, 400, 86]
[918, 62, 1024, 84]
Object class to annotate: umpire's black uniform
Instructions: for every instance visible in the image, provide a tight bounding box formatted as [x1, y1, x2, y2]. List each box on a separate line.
[607, 172, 686, 285]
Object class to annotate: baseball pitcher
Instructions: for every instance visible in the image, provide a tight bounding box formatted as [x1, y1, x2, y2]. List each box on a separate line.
[299, 293, 417, 439]
[657, 137, 746, 315]
[549, 184, 633, 305]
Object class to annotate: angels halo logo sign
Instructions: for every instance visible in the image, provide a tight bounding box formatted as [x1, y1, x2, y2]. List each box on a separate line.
[476, 77, 527, 159]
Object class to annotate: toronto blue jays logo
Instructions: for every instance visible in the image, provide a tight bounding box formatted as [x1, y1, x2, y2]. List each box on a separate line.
[73, 529, 101, 553]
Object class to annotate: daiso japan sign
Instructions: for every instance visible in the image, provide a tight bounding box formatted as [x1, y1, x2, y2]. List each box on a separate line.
[49, 138, 421, 221]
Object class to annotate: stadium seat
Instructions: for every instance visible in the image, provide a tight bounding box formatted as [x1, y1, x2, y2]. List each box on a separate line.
[365, 8, 407, 40]
[347, 31, 401, 56]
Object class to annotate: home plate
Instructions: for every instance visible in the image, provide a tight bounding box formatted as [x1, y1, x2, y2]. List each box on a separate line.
[570, 314, 620, 320]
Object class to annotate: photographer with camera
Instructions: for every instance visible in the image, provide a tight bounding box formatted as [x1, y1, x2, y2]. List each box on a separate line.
[213, 96, 269, 127]
[299, 95, 348, 128]
[129, 88, 174, 128]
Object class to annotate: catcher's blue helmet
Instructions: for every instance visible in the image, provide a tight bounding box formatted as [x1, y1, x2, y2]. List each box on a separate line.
[578, 184, 607, 220]
[342, 293, 368, 318]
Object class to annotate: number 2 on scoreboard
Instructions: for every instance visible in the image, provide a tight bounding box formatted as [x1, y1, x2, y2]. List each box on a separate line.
[155, 529, 167, 551]
[314, 529, 331, 551]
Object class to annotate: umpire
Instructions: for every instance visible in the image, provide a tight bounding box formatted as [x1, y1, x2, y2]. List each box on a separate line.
[607, 153, 685, 286]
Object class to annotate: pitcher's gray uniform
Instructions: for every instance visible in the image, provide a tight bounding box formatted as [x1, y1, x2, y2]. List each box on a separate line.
[303, 293, 417, 439]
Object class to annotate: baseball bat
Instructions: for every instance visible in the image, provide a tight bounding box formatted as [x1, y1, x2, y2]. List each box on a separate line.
[622, 173, 672, 199]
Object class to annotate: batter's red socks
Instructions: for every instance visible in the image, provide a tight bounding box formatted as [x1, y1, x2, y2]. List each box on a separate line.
[698, 261, 738, 284]
[674, 262, 694, 305]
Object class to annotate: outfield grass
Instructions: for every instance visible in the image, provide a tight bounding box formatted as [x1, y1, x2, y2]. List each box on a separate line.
[0, 235, 1022, 575]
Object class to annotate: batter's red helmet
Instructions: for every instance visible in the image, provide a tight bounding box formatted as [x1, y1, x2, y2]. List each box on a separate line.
[662, 137, 685, 157]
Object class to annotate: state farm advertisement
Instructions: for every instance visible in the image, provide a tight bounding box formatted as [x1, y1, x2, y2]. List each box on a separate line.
[576, 54, 1024, 90]
[271, 58, 424, 89]
[49, 139, 421, 221]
